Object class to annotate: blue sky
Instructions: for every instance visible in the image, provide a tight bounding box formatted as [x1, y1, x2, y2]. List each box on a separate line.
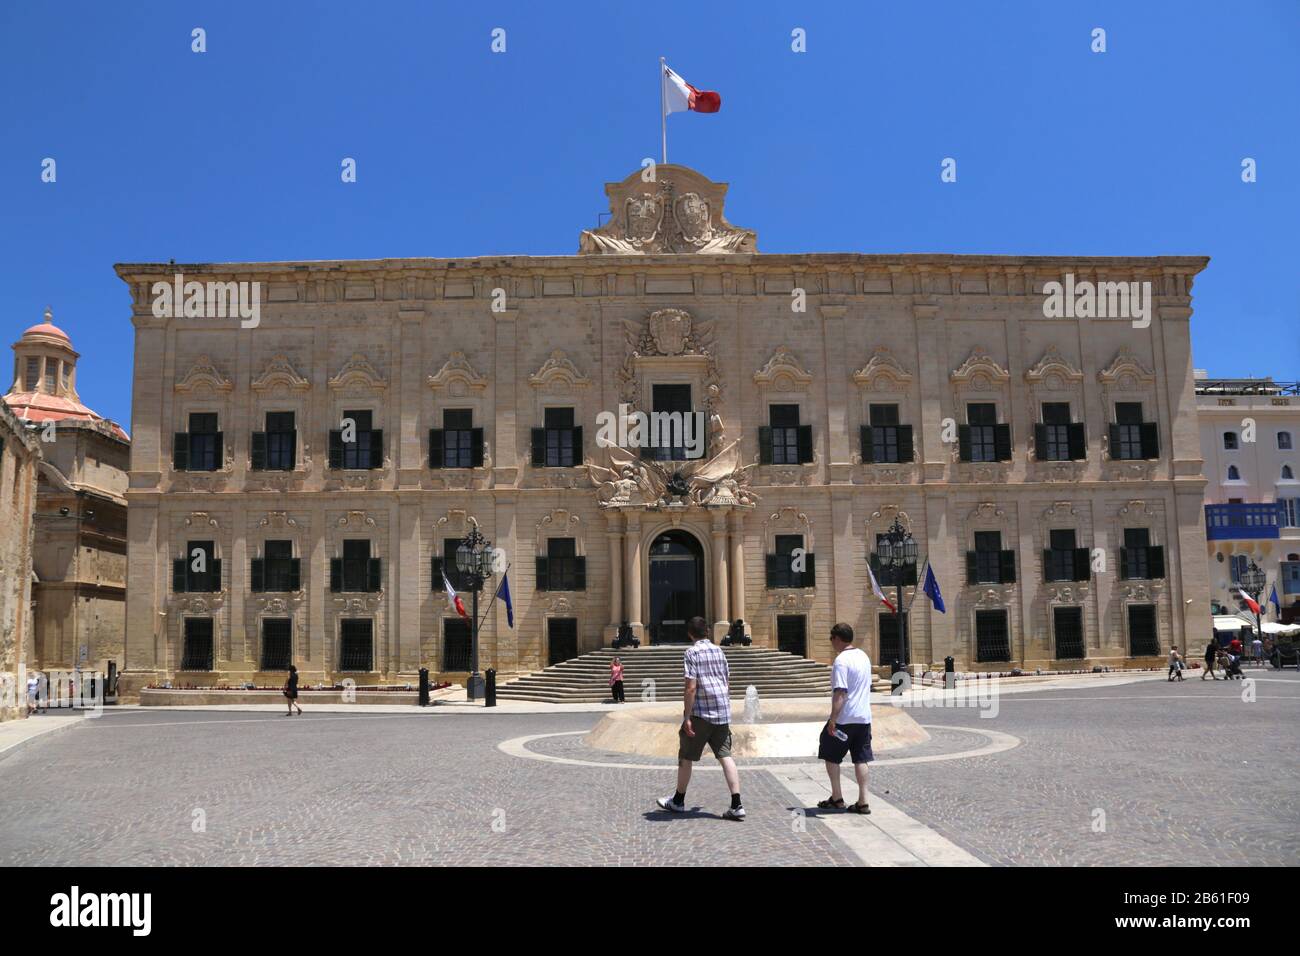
[2, 0, 1296, 429]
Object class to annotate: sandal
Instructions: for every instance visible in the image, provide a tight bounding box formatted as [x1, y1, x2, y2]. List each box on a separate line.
[816, 798, 845, 809]
[848, 802, 871, 815]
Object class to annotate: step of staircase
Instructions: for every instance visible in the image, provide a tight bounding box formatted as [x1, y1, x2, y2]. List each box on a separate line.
[497, 645, 840, 703]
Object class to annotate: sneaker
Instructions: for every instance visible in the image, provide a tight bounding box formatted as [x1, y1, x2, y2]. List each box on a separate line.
[723, 806, 746, 822]
[656, 795, 685, 813]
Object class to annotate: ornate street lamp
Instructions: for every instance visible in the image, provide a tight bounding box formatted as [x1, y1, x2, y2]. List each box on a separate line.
[1240, 559, 1267, 641]
[455, 524, 495, 701]
[875, 517, 918, 667]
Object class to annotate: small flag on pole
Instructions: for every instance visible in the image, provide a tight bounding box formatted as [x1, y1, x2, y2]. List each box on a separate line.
[497, 572, 515, 629]
[922, 563, 946, 613]
[867, 561, 896, 613]
[1269, 584, 1280, 615]
[663, 62, 721, 114]
[1237, 588, 1261, 616]
[442, 569, 468, 619]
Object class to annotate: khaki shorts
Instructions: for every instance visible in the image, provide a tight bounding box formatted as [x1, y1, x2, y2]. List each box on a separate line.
[678, 716, 732, 761]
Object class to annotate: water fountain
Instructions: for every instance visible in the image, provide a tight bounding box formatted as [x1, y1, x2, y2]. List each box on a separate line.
[743, 684, 761, 723]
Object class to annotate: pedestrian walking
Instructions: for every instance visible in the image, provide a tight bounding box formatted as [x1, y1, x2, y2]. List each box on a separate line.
[815, 623, 874, 814]
[1167, 646, 1185, 681]
[656, 616, 744, 821]
[609, 656, 626, 704]
[26, 673, 38, 715]
[1251, 636, 1264, 667]
[1201, 639, 1220, 680]
[283, 664, 302, 716]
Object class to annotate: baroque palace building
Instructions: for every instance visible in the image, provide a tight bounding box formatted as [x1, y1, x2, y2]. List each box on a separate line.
[115, 165, 1212, 694]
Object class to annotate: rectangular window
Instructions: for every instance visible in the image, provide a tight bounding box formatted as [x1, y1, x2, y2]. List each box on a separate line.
[1044, 529, 1078, 582]
[536, 407, 578, 468]
[766, 534, 813, 589]
[536, 538, 586, 592]
[1281, 561, 1300, 596]
[260, 618, 293, 671]
[1127, 604, 1159, 657]
[649, 384, 692, 462]
[177, 540, 220, 593]
[975, 609, 1011, 663]
[769, 404, 802, 465]
[339, 619, 374, 672]
[264, 411, 296, 471]
[966, 403, 998, 462]
[973, 531, 1002, 584]
[443, 618, 472, 671]
[181, 618, 214, 671]
[1054, 606, 1085, 660]
[25, 357, 39, 392]
[341, 539, 372, 593]
[866, 403, 912, 464]
[45, 360, 56, 391]
[442, 408, 477, 469]
[1039, 402, 1073, 461]
[261, 539, 297, 593]
[187, 412, 220, 472]
[1112, 402, 1153, 460]
[337, 410, 379, 470]
[1123, 528, 1150, 579]
[1279, 498, 1300, 528]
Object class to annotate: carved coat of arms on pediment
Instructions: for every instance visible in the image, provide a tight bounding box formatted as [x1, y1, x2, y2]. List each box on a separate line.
[579, 165, 756, 255]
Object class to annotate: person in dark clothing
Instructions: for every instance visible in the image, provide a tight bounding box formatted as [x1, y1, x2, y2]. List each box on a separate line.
[1201, 639, 1220, 680]
[283, 664, 302, 716]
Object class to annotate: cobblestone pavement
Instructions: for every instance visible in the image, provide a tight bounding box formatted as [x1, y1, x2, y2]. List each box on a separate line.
[0, 671, 1295, 866]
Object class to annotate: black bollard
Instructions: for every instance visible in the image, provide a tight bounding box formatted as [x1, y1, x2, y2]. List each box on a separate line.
[485, 668, 497, 708]
[418, 667, 430, 707]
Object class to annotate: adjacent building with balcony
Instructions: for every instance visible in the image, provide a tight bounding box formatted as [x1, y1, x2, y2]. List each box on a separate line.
[115, 165, 1213, 694]
[1196, 374, 1300, 622]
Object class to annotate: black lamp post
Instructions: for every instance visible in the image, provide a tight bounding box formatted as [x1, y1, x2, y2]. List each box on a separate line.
[1240, 559, 1266, 641]
[875, 517, 918, 667]
[455, 525, 495, 701]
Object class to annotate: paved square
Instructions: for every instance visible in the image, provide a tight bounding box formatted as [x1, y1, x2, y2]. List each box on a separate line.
[0, 672, 1296, 866]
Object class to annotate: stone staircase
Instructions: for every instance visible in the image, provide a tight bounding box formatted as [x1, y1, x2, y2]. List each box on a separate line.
[496, 645, 837, 704]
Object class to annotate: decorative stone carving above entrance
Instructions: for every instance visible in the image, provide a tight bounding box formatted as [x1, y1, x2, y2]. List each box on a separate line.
[753, 347, 813, 392]
[578, 165, 757, 255]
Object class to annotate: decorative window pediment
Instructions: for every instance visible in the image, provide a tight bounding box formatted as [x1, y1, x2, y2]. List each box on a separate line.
[428, 351, 488, 393]
[535, 509, 582, 553]
[529, 350, 591, 391]
[251, 354, 311, 392]
[175, 356, 233, 393]
[852, 347, 913, 391]
[328, 353, 388, 391]
[753, 346, 813, 392]
[1098, 348, 1155, 388]
[950, 348, 1010, 388]
[1025, 346, 1083, 388]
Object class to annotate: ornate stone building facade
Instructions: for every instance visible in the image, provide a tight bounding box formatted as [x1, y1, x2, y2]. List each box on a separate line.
[116, 166, 1211, 693]
[0, 401, 39, 720]
[5, 312, 130, 676]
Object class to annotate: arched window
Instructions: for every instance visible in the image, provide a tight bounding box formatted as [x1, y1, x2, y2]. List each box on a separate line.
[1284, 465, 1295, 480]
[1227, 465, 1241, 481]
[1223, 432, 1238, 450]
[1279, 431, 1293, 450]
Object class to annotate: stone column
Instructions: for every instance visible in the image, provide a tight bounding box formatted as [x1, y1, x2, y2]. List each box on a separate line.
[605, 510, 623, 642]
[623, 513, 643, 640]
[729, 511, 746, 629]
[711, 513, 730, 639]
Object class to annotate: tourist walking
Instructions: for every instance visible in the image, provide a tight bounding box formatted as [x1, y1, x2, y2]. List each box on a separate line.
[815, 623, 875, 814]
[1167, 646, 1185, 681]
[26, 673, 39, 715]
[656, 616, 744, 821]
[1251, 636, 1264, 667]
[283, 664, 302, 716]
[609, 656, 626, 703]
[1201, 639, 1220, 680]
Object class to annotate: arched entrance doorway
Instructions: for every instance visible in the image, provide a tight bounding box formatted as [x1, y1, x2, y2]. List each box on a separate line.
[648, 530, 705, 644]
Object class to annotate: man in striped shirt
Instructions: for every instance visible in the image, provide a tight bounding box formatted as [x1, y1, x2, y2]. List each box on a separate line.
[656, 616, 745, 821]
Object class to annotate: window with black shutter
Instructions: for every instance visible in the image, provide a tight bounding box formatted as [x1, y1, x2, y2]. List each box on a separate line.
[767, 534, 811, 589]
[1127, 604, 1159, 656]
[541, 538, 584, 591]
[1054, 606, 1085, 659]
[443, 618, 472, 671]
[866, 404, 912, 464]
[1121, 527, 1159, 580]
[1044, 529, 1078, 582]
[1111, 402, 1155, 460]
[183, 540, 219, 592]
[181, 618, 214, 671]
[538, 407, 578, 467]
[970, 531, 1002, 584]
[183, 413, 221, 472]
[339, 619, 374, 671]
[262, 411, 296, 471]
[975, 609, 1011, 662]
[335, 410, 382, 470]
[964, 403, 998, 462]
[1037, 402, 1076, 462]
[766, 404, 810, 465]
[341, 539, 371, 592]
[260, 618, 293, 671]
[435, 408, 481, 469]
[648, 384, 693, 462]
[260, 540, 296, 592]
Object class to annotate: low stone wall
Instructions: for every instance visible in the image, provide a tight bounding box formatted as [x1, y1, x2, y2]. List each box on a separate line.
[140, 688, 422, 707]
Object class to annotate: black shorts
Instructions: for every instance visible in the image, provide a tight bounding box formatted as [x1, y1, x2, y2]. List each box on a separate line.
[818, 723, 873, 764]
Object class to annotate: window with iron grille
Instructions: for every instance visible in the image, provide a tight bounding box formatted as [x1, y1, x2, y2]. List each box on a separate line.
[536, 538, 586, 591]
[1054, 606, 1085, 660]
[530, 407, 579, 468]
[339, 619, 373, 671]
[975, 609, 1011, 662]
[443, 618, 471, 671]
[260, 618, 293, 671]
[1127, 604, 1159, 656]
[766, 534, 813, 589]
[878, 611, 908, 665]
[181, 618, 214, 671]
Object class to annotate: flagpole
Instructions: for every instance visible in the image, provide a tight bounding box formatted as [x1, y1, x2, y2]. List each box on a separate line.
[659, 56, 667, 164]
[475, 562, 513, 634]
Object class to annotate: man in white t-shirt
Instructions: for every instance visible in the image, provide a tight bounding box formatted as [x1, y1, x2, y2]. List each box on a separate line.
[815, 622, 874, 814]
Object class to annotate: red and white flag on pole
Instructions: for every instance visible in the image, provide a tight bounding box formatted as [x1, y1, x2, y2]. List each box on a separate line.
[1237, 589, 1261, 616]
[868, 562, 897, 613]
[443, 569, 468, 619]
[663, 62, 721, 114]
